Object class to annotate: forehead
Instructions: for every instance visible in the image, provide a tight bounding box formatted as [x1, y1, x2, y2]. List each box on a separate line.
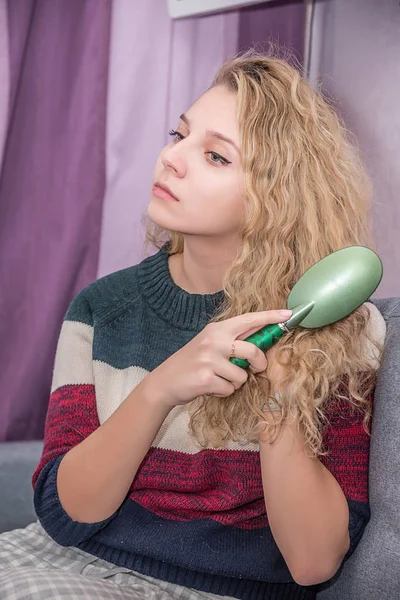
[186, 86, 239, 143]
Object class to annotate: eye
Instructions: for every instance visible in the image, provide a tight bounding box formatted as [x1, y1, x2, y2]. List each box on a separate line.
[206, 151, 231, 166]
[167, 130, 232, 167]
[168, 129, 185, 142]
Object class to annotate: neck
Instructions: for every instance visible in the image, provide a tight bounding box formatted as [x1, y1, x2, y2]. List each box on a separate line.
[169, 236, 240, 295]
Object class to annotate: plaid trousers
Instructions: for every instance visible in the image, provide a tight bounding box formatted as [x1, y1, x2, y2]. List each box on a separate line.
[0, 521, 235, 600]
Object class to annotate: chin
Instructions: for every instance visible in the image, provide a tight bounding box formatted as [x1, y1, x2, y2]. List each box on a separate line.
[147, 203, 177, 231]
[147, 202, 214, 236]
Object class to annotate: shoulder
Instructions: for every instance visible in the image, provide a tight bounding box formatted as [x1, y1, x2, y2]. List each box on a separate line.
[65, 263, 143, 328]
[361, 302, 387, 369]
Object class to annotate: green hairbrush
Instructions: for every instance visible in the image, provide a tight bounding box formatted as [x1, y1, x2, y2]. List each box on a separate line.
[230, 246, 383, 369]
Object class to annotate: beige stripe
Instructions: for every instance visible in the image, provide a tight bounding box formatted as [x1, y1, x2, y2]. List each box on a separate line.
[153, 403, 259, 453]
[51, 321, 94, 393]
[51, 305, 384, 455]
[94, 360, 148, 424]
[93, 360, 258, 454]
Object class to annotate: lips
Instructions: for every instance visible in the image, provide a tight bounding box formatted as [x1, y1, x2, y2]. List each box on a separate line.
[152, 182, 179, 201]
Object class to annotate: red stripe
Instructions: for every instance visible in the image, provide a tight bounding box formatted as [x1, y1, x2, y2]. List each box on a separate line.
[129, 447, 268, 530]
[129, 399, 370, 526]
[320, 397, 370, 503]
[33, 382, 370, 527]
[32, 384, 98, 487]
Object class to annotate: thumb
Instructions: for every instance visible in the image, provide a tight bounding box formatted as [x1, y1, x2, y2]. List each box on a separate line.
[229, 309, 292, 338]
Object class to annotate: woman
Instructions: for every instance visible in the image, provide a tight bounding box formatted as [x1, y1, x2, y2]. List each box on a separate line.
[0, 52, 385, 600]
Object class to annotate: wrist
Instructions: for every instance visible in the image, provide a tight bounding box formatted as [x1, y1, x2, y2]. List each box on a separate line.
[136, 373, 175, 415]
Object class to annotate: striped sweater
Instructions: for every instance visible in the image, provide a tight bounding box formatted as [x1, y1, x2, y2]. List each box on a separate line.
[33, 246, 381, 600]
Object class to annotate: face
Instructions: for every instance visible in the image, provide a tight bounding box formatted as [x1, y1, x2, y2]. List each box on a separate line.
[148, 85, 245, 241]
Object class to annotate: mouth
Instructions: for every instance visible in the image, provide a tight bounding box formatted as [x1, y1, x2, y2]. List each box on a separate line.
[152, 182, 179, 202]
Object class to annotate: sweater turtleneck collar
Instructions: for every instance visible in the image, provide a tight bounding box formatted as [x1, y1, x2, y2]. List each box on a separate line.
[137, 245, 226, 331]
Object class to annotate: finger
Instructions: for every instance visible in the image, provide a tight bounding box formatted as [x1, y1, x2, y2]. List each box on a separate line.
[237, 320, 290, 340]
[211, 376, 236, 398]
[232, 340, 268, 372]
[225, 310, 292, 338]
[215, 361, 249, 390]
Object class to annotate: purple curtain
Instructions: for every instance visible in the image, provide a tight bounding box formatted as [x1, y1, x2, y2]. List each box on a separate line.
[239, 0, 304, 61]
[0, 0, 112, 441]
[0, 0, 304, 443]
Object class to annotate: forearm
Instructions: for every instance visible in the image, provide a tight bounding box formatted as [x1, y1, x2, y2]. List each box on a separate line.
[57, 377, 171, 524]
[259, 419, 350, 586]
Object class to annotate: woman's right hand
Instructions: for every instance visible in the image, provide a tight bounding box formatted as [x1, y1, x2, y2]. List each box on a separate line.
[142, 309, 292, 410]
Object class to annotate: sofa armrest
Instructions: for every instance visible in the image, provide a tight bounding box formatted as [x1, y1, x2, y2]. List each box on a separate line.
[0, 441, 43, 533]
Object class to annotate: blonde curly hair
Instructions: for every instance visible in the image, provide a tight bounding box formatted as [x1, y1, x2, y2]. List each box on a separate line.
[145, 50, 382, 456]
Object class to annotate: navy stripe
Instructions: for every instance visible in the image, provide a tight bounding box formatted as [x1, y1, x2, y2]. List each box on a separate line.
[65, 290, 93, 326]
[92, 305, 197, 370]
[80, 500, 317, 600]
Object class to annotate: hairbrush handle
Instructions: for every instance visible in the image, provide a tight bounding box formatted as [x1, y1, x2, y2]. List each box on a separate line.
[229, 322, 286, 369]
[229, 303, 315, 369]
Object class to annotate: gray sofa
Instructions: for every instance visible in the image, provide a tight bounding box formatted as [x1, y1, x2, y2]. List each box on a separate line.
[0, 297, 399, 599]
[319, 296, 400, 600]
[0, 440, 43, 533]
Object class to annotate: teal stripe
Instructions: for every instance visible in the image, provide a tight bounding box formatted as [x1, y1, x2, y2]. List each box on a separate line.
[65, 290, 93, 326]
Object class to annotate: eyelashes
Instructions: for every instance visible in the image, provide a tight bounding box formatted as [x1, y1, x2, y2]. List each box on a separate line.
[168, 129, 184, 142]
[167, 129, 232, 166]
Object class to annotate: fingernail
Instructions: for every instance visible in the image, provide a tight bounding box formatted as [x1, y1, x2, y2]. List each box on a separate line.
[279, 309, 292, 317]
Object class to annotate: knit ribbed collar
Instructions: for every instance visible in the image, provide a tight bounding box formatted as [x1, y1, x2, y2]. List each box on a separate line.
[137, 245, 226, 331]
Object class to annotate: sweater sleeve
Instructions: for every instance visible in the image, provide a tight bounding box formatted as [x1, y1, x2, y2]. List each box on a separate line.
[32, 289, 118, 547]
[319, 303, 386, 559]
[319, 393, 372, 559]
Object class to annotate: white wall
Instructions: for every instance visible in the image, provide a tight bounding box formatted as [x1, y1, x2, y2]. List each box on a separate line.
[310, 0, 400, 297]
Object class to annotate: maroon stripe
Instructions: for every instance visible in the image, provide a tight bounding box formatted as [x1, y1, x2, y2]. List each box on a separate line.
[32, 384, 98, 487]
[33, 383, 370, 525]
[320, 398, 370, 503]
[130, 446, 267, 529]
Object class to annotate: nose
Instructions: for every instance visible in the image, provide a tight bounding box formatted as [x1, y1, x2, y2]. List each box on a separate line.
[161, 145, 186, 178]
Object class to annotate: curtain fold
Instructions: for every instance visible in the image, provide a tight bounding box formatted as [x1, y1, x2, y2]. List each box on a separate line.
[97, 0, 306, 278]
[97, 0, 240, 278]
[0, 0, 306, 441]
[0, 0, 9, 167]
[309, 0, 400, 298]
[0, 0, 112, 441]
[238, 0, 305, 61]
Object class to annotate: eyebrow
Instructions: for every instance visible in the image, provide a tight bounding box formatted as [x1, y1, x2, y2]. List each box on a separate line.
[179, 113, 240, 155]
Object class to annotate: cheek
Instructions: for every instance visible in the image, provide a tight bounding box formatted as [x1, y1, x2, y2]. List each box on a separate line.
[195, 182, 245, 230]
[213, 176, 245, 216]
[198, 172, 244, 207]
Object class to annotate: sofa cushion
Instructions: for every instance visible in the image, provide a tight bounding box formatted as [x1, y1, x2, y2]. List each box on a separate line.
[318, 297, 400, 599]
